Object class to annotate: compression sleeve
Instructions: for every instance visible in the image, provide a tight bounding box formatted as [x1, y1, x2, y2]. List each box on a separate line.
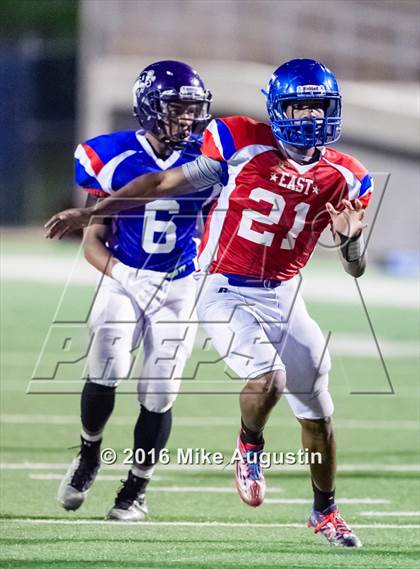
[181, 155, 224, 190]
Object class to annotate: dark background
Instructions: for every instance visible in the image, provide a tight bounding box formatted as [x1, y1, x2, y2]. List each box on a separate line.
[0, 0, 77, 223]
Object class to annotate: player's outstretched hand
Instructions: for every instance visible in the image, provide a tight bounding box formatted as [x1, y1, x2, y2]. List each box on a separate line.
[44, 207, 93, 239]
[326, 199, 367, 238]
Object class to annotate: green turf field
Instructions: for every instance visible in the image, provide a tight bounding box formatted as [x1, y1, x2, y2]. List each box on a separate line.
[1, 246, 419, 568]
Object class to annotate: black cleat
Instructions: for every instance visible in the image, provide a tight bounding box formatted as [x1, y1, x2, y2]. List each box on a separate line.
[57, 437, 101, 511]
[107, 471, 149, 521]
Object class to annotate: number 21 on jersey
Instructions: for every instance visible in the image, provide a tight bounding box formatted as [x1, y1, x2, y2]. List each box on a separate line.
[237, 187, 310, 251]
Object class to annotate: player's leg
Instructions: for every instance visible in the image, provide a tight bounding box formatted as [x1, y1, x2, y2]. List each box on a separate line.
[277, 287, 361, 547]
[236, 367, 286, 507]
[298, 416, 336, 503]
[58, 276, 139, 510]
[196, 274, 286, 507]
[240, 369, 286, 433]
[108, 275, 197, 521]
[299, 416, 360, 546]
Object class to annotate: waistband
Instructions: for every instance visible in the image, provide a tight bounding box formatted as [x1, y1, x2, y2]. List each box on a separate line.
[222, 273, 283, 289]
[166, 262, 195, 280]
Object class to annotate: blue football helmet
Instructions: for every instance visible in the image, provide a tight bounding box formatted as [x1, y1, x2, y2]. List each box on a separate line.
[263, 59, 341, 148]
[132, 60, 212, 148]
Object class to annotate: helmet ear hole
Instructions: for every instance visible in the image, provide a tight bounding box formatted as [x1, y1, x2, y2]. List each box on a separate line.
[148, 92, 162, 115]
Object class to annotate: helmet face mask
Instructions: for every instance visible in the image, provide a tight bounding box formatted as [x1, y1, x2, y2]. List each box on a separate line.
[155, 96, 211, 146]
[264, 59, 342, 148]
[133, 61, 212, 150]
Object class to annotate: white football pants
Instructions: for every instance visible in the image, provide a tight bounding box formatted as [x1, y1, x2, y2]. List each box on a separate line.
[88, 272, 197, 413]
[196, 273, 333, 420]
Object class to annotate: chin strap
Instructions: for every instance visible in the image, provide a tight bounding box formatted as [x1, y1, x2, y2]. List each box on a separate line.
[337, 231, 365, 262]
[155, 130, 188, 151]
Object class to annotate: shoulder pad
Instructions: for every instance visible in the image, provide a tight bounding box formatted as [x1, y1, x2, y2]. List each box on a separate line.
[201, 116, 276, 161]
[74, 130, 138, 193]
[323, 148, 374, 207]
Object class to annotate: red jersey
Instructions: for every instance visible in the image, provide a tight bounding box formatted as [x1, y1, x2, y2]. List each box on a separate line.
[198, 116, 373, 280]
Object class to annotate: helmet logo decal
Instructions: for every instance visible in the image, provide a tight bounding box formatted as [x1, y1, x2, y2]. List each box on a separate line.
[136, 70, 156, 94]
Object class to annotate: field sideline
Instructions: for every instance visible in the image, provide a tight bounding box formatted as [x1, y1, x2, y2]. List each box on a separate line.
[1, 239, 419, 568]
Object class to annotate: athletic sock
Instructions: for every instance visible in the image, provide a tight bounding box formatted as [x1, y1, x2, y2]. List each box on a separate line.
[128, 470, 150, 498]
[133, 405, 172, 468]
[79, 435, 101, 464]
[240, 419, 264, 446]
[312, 479, 336, 513]
[115, 469, 150, 506]
[80, 380, 116, 436]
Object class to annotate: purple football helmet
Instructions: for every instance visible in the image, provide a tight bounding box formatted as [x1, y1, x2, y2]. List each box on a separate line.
[132, 60, 212, 148]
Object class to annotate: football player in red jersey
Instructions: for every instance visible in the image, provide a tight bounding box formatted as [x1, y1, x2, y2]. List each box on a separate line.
[46, 59, 371, 547]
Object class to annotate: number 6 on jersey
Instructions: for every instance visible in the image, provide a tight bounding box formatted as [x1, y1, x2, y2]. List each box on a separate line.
[142, 200, 180, 254]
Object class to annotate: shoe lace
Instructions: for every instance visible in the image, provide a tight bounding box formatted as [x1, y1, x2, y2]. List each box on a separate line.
[243, 450, 262, 481]
[71, 457, 98, 489]
[115, 477, 143, 506]
[334, 513, 352, 535]
[314, 511, 351, 535]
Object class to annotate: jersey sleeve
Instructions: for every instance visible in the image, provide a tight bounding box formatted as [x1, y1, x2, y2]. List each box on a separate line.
[201, 116, 276, 163]
[325, 149, 374, 208]
[346, 156, 374, 208]
[347, 152, 375, 207]
[74, 133, 127, 197]
[74, 142, 109, 197]
[182, 155, 226, 189]
[357, 171, 374, 208]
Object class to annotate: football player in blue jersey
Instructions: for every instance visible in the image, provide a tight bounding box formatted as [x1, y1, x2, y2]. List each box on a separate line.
[56, 60, 216, 520]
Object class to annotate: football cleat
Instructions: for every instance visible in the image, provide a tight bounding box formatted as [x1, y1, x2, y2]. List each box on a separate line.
[57, 455, 100, 511]
[307, 508, 362, 547]
[107, 471, 149, 521]
[234, 435, 266, 507]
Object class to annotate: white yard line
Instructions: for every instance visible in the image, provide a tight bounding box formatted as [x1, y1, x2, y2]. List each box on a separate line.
[28, 476, 285, 494]
[328, 335, 418, 358]
[29, 474, 162, 482]
[360, 511, 420, 517]
[1, 462, 419, 473]
[265, 498, 390, 505]
[2, 519, 419, 529]
[1, 415, 419, 431]
[26, 476, 387, 505]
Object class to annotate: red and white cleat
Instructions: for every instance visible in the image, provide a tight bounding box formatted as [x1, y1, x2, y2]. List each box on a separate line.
[234, 435, 266, 507]
[308, 508, 362, 548]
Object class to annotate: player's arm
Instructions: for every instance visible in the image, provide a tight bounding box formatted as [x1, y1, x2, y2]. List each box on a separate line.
[326, 199, 367, 278]
[45, 168, 189, 239]
[80, 195, 115, 276]
[44, 156, 223, 240]
[83, 223, 117, 277]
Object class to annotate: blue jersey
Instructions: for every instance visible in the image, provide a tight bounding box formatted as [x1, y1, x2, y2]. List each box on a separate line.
[74, 130, 217, 276]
